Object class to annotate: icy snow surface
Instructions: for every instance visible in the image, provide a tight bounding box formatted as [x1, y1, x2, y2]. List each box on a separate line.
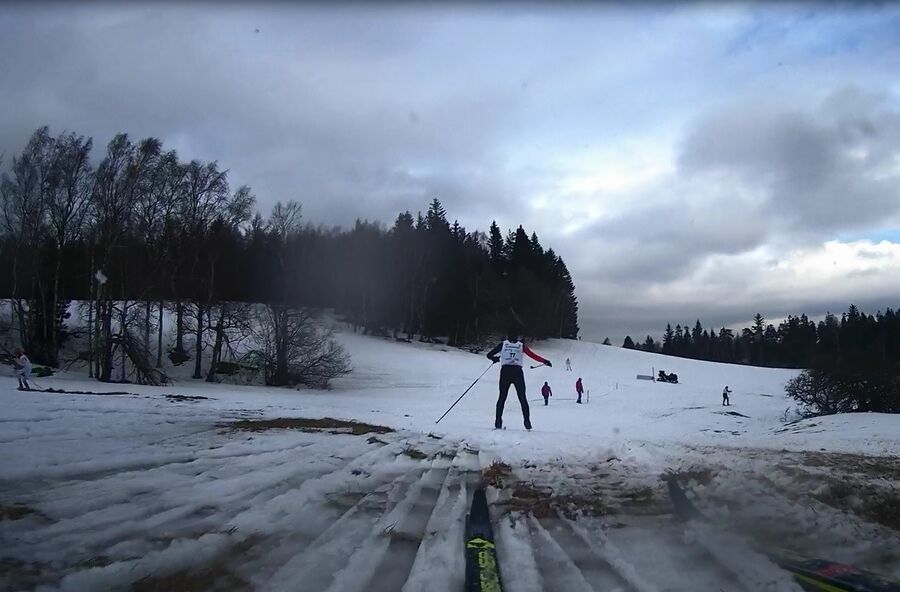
[1, 332, 898, 591]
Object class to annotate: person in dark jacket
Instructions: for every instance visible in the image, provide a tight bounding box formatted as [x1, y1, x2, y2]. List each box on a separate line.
[575, 377, 584, 404]
[541, 381, 552, 406]
[486, 329, 551, 430]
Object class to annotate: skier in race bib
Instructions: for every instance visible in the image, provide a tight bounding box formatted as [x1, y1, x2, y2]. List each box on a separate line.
[486, 329, 551, 430]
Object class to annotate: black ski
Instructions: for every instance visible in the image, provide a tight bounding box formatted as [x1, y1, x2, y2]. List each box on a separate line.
[465, 486, 504, 592]
[666, 478, 900, 592]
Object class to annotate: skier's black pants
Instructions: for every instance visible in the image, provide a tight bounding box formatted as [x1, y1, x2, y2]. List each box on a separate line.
[496, 365, 530, 429]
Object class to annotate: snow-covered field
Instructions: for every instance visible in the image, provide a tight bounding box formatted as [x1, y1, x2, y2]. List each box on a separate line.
[1, 331, 898, 591]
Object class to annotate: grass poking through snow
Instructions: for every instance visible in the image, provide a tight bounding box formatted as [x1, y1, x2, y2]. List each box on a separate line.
[223, 417, 394, 436]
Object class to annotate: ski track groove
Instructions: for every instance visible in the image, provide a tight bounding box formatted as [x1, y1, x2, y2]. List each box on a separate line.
[538, 516, 652, 592]
[15, 439, 366, 549]
[362, 444, 464, 592]
[681, 521, 805, 592]
[526, 514, 597, 592]
[494, 512, 545, 592]
[321, 462, 450, 592]
[3, 434, 408, 590]
[256, 467, 427, 591]
[401, 463, 471, 592]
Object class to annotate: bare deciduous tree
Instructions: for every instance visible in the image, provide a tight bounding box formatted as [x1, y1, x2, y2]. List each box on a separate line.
[248, 305, 351, 388]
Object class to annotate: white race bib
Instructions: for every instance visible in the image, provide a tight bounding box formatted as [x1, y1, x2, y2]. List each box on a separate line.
[501, 341, 523, 366]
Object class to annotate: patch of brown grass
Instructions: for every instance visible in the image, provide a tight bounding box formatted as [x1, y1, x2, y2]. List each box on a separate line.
[482, 461, 513, 488]
[0, 504, 35, 521]
[131, 537, 259, 592]
[0, 557, 46, 591]
[801, 451, 900, 481]
[164, 394, 210, 402]
[132, 565, 250, 592]
[618, 486, 671, 516]
[325, 492, 368, 511]
[665, 467, 716, 486]
[401, 447, 428, 460]
[813, 480, 900, 531]
[500, 482, 607, 520]
[223, 417, 394, 436]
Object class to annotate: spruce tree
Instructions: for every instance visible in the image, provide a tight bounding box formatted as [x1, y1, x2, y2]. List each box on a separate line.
[663, 324, 675, 353]
[488, 221, 504, 266]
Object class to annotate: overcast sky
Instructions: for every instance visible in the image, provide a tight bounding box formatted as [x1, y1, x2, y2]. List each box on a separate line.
[2, 3, 900, 342]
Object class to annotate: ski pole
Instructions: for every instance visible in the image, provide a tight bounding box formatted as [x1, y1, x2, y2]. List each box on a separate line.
[435, 362, 496, 424]
[529, 363, 549, 369]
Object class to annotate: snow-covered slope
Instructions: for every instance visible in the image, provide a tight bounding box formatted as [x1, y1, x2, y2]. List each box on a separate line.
[2, 330, 898, 591]
[331, 332, 895, 457]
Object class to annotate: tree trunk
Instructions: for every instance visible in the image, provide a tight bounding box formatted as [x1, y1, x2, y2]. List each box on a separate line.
[100, 299, 113, 382]
[94, 295, 102, 379]
[274, 306, 289, 386]
[156, 299, 164, 368]
[120, 301, 128, 382]
[48, 247, 64, 367]
[87, 271, 94, 379]
[206, 305, 226, 383]
[193, 302, 204, 379]
[175, 300, 185, 354]
[144, 300, 152, 354]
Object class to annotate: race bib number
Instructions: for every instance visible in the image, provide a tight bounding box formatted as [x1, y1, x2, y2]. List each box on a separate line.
[501, 341, 523, 366]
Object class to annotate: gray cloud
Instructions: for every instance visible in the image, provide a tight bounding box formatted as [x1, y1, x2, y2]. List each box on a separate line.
[0, 4, 530, 228]
[561, 86, 900, 340]
[2, 3, 900, 343]
[679, 86, 900, 234]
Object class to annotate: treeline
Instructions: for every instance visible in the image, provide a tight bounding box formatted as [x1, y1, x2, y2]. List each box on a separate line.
[623, 308, 900, 370]
[0, 126, 578, 383]
[624, 307, 899, 414]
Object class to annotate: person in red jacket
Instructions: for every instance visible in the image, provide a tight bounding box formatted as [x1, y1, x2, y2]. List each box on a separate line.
[576, 377, 584, 404]
[486, 329, 552, 430]
[541, 381, 552, 406]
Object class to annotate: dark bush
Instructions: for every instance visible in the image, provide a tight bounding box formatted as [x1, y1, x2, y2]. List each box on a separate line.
[786, 364, 900, 416]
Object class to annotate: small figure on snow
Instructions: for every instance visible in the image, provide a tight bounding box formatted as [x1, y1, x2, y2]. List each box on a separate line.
[722, 386, 731, 406]
[541, 381, 552, 406]
[576, 377, 584, 404]
[657, 370, 678, 384]
[13, 349, 32, 391]
[565, 357, 572, 371]
[486, 329, 551, 430]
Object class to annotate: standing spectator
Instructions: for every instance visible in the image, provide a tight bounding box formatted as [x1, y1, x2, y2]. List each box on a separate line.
[576, 377, 584, 404]
[541, 381, 552, 406]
